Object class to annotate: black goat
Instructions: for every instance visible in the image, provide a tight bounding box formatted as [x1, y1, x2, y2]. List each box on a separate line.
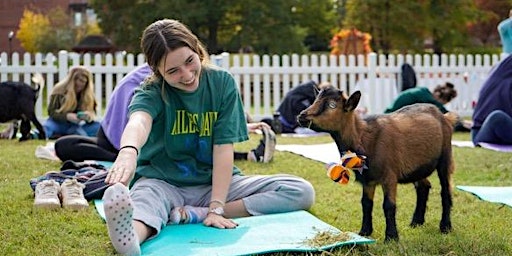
[297, 86, 457, 242]
[0, 74, 46, 141]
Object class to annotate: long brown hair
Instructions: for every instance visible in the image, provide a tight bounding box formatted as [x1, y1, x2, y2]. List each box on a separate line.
[51, 66, 96, 113]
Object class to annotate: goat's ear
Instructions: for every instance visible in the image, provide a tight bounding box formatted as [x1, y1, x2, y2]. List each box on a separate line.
[344, 91, 361, 112]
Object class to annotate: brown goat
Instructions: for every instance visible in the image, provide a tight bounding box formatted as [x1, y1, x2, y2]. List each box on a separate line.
[297, 86, 457, 242]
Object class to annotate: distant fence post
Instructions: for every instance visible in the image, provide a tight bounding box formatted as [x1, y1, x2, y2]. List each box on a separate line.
[366, 53, 378, 114]
[212, 52, 230, 70]
[58, 50, 69, 82]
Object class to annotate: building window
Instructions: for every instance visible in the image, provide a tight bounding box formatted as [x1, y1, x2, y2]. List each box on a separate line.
[74, 12, 82, 26]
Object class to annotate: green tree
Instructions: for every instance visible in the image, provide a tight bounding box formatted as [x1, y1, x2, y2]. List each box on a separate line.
[343, 0, 429, 54]
[38, 7, 75, 53]
[292, 0, 338, 51]
[468, 0, 512, 46]
[426, 0, 479, 54]
[89, 0, 337, 54]
[88, 0, 148, 52]
[343, 0, 479, 54]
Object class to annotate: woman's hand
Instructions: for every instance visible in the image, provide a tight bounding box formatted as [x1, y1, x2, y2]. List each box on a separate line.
[203, 213, 238, 229]
[66, 113, 81, 124]
[78, 111, 95, 122]
[106, 111, 152, 186]
[106, 149, 137, 186]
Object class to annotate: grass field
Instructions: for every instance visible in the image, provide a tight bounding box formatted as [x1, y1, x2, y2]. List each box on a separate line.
[0, 131, 511, 255]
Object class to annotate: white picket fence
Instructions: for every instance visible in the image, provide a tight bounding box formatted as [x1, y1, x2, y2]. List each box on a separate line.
[0, 51, 507, 121]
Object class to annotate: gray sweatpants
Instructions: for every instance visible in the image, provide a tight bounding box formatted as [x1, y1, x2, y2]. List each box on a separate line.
[129, 174, 315, 235]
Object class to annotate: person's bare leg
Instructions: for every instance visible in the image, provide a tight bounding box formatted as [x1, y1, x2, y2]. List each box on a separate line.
[224, 200, 250, 218]
[134, 221, 153, 242]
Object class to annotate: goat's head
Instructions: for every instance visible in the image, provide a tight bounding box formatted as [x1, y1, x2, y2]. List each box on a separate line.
[297, 85, 361, 131]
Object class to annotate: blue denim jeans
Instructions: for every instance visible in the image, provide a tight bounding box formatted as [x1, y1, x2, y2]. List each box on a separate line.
[471, 110, 512, 145]
[43, 117, 100, 139]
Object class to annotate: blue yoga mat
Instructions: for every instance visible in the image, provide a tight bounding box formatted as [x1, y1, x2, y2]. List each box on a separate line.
[94, 200, 374, 256]
[457, 186, 512, 208]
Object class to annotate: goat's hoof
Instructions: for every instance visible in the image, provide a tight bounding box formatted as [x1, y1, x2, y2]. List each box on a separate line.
[358, 229, 372, 237]
[358, 231, 372, 236]
[440, 220, 452, 233]
[410, 220, 425, 228]
[440, 224, 452, 234]
[384, 235, 400, 242]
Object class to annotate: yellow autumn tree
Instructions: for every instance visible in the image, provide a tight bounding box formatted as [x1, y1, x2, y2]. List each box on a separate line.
[16, 9, 50, 53]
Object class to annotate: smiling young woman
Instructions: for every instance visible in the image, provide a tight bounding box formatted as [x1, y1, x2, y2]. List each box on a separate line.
[100, 19, 315, 255]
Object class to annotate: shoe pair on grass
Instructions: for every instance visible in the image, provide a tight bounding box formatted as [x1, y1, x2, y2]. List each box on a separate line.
[34, 179, 88, 210]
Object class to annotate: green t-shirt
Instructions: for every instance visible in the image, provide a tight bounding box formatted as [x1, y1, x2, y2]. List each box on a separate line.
[128, 66, 249, 187]
[384, 87, 448, 114]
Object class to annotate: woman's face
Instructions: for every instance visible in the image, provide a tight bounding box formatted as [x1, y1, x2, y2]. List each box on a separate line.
[74, 74, 88, 93]
[158, 46, 201, 92]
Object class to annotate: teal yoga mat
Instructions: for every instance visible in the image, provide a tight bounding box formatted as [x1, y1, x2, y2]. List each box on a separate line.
[457, 186, 512, 208]
[94, 200, 374, 255]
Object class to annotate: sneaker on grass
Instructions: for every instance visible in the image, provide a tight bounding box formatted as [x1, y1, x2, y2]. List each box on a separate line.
[61, 179, 89, 210]
[250, 126, 276, 163]
[34, 179, 61, 209]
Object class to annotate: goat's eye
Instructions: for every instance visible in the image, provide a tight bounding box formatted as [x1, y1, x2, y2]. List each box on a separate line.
[328, 101, 337, 109]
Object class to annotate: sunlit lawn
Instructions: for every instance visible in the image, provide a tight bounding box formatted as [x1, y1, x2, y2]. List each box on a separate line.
[0, 131, 511, 255]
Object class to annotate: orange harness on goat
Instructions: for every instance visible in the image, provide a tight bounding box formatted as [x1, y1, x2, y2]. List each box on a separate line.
[326, 150, 366, 185]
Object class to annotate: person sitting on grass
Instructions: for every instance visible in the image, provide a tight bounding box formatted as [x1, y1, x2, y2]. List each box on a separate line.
[101, 18, 315, 255]
[54, 64, 276, 164]
[471, 54, 512, 146]
[384, 82, 471, 132]
[43, 66, 100, 139]
[263, 80, 330, 134]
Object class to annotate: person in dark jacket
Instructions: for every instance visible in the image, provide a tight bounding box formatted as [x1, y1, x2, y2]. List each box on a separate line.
[271, 80, 329, 133]
[471, 54, 512, 145]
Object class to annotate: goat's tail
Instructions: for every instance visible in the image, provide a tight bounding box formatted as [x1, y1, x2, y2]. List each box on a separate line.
[32, 73, 44, 90]
[444, 112, 459, 127]
[31, 73, 45, 94]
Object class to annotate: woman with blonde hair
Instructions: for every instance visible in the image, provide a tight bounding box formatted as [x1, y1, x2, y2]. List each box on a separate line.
[43, 66, 100, 139]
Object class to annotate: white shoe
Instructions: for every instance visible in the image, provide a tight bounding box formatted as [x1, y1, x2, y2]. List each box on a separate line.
[261, 126, 276, 163]
[61, 179, 88, 210]
[35, 142, 59, 161]
[34, 180, 61, 209]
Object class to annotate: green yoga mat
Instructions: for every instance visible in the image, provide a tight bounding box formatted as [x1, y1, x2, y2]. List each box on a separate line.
[457, 186, 512, 208]
[94, 200, 374, 256]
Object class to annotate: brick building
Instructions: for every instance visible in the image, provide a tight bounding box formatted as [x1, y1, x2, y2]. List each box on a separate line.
[0, 0, 90, 54]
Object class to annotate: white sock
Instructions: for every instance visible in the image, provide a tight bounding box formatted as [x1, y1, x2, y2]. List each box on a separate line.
[103, 183, 141, 256]
[169, 205, 209, 224]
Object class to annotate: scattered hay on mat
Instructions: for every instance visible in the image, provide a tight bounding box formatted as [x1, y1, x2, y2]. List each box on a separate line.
[303, 227, 351, 248]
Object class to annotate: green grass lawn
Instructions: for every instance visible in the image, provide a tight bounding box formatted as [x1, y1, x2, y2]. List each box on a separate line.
[0, 132, 511, 255]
